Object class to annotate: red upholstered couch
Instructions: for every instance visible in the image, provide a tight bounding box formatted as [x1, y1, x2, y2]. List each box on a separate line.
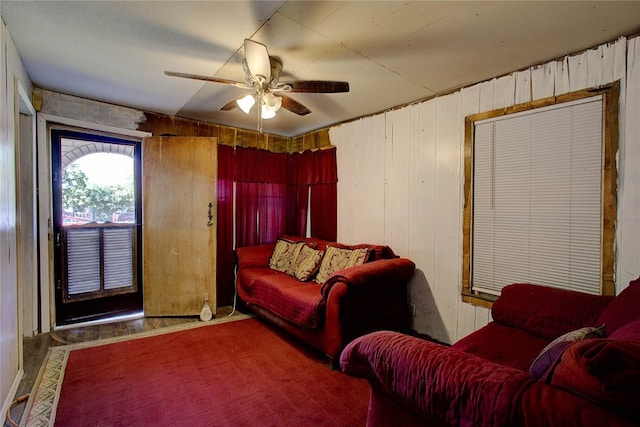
[341, 280, 640, 427]
[235, 237, 415, 363]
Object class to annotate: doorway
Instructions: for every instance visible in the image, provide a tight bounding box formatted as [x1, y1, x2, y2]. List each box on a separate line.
[51, 129, 142, 325]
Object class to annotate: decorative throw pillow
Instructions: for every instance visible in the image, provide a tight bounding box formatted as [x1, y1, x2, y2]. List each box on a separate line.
[529, 324, 606, 382]
[314, 246, 369, 284]
[292, 245, 324, 281]
[269, 239, 304, 275]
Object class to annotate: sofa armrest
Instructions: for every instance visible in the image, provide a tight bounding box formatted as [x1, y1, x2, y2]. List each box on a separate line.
[320, 258, 415, 298]
[493, 284, 613, 340]
[320, 258, 414, 359]
[341, 331, 535, 427]
[235, 243, 275, 269]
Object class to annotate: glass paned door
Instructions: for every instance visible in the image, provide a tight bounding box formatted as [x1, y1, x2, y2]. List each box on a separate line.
[52, 129, 142, 325]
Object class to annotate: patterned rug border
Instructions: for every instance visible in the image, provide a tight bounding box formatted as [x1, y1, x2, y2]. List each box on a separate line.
[21, 313, 253, 427]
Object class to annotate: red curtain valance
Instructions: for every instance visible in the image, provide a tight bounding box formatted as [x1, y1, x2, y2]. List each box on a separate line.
[290, 147, 337, 185]
[229, 146, 338, 185]
[233, 147, 288, 184]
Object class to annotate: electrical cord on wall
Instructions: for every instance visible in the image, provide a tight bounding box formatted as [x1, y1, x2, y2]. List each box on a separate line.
[227, 264, 238, 317]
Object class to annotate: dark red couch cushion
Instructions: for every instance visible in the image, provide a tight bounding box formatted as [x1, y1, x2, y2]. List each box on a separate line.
[596, 277, 640, 334]
[452, 322, 549, 371]
[492, 284, 612, 340]
[550, 336, 640, 424]
[236, 268, 325, 328]
[520, 382, 637, 427]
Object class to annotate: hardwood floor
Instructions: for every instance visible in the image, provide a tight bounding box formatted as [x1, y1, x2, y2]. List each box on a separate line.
[5, 306, 236, 427]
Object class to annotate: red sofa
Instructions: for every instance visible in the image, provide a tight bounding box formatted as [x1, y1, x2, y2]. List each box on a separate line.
[235, 236, 416, 363]
[341, 280, 640, 427]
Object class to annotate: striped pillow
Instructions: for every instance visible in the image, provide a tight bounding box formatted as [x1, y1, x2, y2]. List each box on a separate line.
[292, 245, 324, 281]
[314, 246, 369, 284]
[269, 239, 304, 275]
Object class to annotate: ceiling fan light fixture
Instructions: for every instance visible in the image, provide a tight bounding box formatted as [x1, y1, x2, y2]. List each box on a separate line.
[237, 94, 255, 114]
[262, 92, 282, 112]
[261, 104, 277, 120]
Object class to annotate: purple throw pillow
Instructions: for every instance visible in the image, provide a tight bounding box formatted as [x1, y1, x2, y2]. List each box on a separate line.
[529, 325, 606, 382]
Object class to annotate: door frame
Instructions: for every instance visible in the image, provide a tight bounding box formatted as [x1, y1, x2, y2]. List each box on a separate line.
[51, 128, 143, 325]
[36, 113, 150, 332]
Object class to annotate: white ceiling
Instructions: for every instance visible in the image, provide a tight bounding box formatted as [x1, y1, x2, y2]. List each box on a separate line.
[2, 1, 639, 137]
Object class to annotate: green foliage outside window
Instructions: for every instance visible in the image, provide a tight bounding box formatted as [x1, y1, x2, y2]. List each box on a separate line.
[62, 163, 134, 223]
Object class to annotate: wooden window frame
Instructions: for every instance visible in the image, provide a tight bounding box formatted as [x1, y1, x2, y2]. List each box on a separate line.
[462, 82, 620, 308]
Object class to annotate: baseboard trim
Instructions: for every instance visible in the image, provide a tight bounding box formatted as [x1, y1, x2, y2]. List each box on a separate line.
[1, 368, 24, 426]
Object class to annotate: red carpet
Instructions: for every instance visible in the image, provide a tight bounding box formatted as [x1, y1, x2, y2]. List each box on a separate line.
[53, 317, 369, 426]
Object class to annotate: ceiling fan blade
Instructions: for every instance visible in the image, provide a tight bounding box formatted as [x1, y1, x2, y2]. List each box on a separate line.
[280, 94, 311, 116]
[220, 98, 239, 111]
[164, 71, 251, 89]
[283, 80, 350, 93]
[244, 39, 271, 81]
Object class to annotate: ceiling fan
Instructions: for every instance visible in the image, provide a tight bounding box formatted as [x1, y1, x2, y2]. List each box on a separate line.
[165, 39, 349, 125]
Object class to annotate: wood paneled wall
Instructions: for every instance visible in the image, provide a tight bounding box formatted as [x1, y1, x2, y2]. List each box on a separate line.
[138, 112, 332, 153]
[330, 36, 639, 344]
[1, 20, 34, 419]
[36, 89, 335, 154]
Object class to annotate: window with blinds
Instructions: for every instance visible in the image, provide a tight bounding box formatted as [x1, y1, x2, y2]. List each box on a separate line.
[462, 84, 619, 305]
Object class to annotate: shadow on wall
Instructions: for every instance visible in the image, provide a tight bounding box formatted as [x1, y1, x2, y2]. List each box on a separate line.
[408, 269, 450, 344]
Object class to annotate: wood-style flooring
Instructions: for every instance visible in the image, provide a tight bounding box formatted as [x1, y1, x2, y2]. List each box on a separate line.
[5, 306, 236, 427]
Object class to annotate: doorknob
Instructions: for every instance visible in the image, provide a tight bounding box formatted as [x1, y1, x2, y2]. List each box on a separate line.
[207, 202, 214, 227]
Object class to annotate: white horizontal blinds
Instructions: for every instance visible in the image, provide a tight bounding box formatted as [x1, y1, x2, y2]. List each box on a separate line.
[66, 226, 135, 296]
[472, 123, 497, 292]
[104, 228, 133, 290]
[472, 97, 603, 295]
[67, 229, 101, 295]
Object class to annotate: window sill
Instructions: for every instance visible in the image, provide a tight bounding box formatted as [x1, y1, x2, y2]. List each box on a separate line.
[461, 292, 496, 309]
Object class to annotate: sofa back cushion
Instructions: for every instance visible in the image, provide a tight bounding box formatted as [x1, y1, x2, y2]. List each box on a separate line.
[492, 284, 612, 340]
[596, 277, 640, 334]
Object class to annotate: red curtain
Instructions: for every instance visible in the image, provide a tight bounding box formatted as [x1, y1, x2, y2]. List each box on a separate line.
[291, 148, 338, 241]
[234, 148, 289, 247]
[216, 145, 235, 305]
[310, 183, 337, 241]
[217, 145, 338, 302]
[285, 185, 309, 237]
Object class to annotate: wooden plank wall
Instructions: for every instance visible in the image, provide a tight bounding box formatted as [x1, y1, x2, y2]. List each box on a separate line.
[0, 20, 34, 419]
[330, 36, 638, 343]
[36, 90, 332, 154]
[138, 112, 332, 153]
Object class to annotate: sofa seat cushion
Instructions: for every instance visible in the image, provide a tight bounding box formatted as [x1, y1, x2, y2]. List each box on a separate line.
[453, 322, 549, 372]
[237, 267, 325, 328]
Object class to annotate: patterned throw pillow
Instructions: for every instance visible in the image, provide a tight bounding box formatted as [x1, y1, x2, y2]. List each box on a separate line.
[292, 245, 324, 281]
[269, 239, 304, 275]
[314, 246, 369, 284]
[529, 324, 606, 382]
